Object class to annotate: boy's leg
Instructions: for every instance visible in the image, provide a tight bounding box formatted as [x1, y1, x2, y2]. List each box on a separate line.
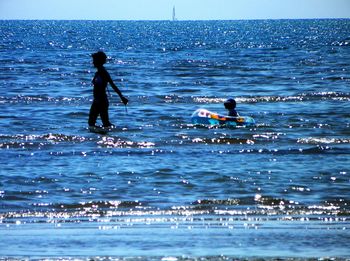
[88, 102, 99, 126]
[100, 102, 112, 127]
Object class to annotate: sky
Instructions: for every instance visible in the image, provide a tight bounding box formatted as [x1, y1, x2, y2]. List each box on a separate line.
[0, 0, 349, 20]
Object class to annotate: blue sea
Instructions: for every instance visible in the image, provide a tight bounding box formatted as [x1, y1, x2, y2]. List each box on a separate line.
[0, 19, 350, 259]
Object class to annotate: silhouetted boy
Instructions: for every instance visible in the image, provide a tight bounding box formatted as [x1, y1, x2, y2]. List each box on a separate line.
[88, 51, 128, 127]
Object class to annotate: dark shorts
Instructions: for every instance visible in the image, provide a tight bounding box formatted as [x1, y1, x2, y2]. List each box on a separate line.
[88, 98, 111, 127]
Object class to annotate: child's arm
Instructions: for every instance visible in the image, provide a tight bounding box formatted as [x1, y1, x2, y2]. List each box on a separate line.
[110, 81, 128, 105]
[105, 69, 128, 105]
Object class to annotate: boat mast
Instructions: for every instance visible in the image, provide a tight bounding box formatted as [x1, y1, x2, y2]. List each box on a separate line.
[172, 6, 177, 21]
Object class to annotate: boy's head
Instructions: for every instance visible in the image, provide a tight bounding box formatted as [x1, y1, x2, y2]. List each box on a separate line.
[224, 98, 236, 110]
[92, 51, 107, 67]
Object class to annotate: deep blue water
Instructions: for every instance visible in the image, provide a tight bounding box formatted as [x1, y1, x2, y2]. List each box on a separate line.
[0, 19, 350, 259]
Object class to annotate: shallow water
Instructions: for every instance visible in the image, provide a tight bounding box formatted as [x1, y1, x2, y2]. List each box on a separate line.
[0, 19, 350, 259]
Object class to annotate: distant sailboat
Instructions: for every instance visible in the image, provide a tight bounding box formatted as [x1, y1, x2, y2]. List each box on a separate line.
[172, 6, 177, 21]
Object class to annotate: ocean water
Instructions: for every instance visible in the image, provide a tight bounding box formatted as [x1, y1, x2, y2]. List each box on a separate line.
[0, 19, 350, 259]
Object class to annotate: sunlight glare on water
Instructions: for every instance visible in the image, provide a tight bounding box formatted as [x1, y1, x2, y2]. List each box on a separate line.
[0, 19, 349, 259]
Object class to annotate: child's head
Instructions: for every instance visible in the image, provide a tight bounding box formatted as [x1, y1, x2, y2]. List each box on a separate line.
[92, 51, 107, 67]
[224, 98, 236, 110]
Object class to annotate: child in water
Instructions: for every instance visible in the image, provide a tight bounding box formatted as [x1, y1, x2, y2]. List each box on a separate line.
[224, 98, 239, 117]
[88, 51, 128, 128]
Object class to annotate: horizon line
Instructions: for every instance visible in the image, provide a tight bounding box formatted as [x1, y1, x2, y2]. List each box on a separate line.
[1, 17, 349, 21]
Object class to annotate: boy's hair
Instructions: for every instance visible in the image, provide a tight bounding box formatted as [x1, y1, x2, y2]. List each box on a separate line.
[224, 98, 236, 109]
[92, 51, 107, 65]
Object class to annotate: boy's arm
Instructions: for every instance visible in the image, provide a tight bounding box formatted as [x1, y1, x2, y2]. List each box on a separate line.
[110, 81, 128, 105]
[105, 69, 128, 105]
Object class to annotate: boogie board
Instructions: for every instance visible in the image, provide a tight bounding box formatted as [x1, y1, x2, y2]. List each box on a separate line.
[191, 108, 255, 127]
